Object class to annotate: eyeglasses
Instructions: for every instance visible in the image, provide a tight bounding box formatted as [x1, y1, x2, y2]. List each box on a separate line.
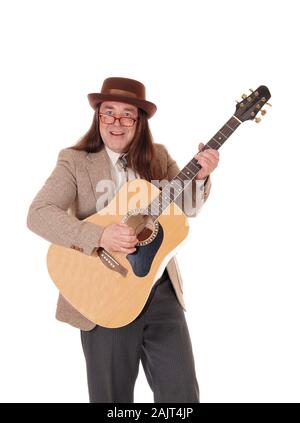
[99, 113, 138, 127]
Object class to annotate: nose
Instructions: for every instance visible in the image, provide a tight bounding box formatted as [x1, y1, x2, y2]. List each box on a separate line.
[114, 117, 121, 126]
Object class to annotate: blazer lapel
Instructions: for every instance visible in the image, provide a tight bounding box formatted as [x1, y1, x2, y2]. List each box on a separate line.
[86, 148, 114, 204]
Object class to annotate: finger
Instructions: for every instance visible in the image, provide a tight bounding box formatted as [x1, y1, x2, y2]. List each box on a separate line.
[205, 151, 219, 162]
[119, 241, 138, 249]
[119, 246, 137, 254]
[119, 227, 136, 236]
[122, 225, 135, 236]
[197, 148, 219, 159]
[119, 235, 138, 243]
[196, 151, 219, 166]
[195, 155, 214, 168]
[117, 223, 135, 232]
[198, 142, 205, 151]
[201, 150, 219, 161]
[197, 160, 215, 176]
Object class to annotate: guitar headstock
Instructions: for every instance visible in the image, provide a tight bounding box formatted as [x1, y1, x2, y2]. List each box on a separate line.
[234, 85, 272, 123]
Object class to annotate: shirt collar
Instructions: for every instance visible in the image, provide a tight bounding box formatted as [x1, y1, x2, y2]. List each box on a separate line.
[104, 145, 122, 167]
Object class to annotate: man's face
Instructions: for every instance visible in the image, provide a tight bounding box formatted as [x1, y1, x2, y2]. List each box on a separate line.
[99, 101, 138, 153]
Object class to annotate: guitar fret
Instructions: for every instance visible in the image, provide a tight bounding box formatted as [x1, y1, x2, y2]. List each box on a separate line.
[205, 140, 217, 150]
[219, 130, 227, 138]
[225, 122, 234, 131]
[186, 165, 197, 175]
[182, 168, 195, 177]
[223, 126, 232, 134]
[171, 180, 183, 190]
[189, 161, 200, 172]
[233, 115, 242, 124]
[221, 129, 230, 137]
[212, 137, 222, 147]
[172, 179, 193, 202]
[176, 175, 185, 183]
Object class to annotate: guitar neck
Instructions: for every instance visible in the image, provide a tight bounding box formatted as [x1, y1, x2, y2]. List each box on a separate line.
[146, 115, 242, 219]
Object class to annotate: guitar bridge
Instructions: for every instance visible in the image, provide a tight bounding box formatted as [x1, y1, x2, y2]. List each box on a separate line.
[97, 248, 128, 277]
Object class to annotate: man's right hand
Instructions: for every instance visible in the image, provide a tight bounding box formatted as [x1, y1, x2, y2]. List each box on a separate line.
[98, 223, 138, 254]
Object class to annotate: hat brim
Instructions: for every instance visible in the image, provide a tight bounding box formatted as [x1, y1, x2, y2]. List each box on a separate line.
[87, 93, 157, 118]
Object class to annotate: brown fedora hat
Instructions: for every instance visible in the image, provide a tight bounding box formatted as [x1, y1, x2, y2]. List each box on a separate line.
[88, 77, 157, 118]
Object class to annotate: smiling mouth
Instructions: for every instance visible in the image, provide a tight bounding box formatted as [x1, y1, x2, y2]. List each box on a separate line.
[110, 131, 124, 136]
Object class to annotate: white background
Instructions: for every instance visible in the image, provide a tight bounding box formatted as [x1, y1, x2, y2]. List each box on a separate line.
[0, 0, 299, 403]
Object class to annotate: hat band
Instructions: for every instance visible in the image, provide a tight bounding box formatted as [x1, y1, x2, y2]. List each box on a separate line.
[106, 88, 138, 98]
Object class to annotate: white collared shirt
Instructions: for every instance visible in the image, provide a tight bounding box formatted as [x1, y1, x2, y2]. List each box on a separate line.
[105, 145, 140, 192]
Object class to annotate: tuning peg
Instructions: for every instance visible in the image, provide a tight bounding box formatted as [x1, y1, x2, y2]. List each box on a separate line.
[249, 88, 254, 92]
[255, 117, 261, 123]
[241, 94, 247, 99]
[260, 109, 267, 116]
[266, 102, 272, 107]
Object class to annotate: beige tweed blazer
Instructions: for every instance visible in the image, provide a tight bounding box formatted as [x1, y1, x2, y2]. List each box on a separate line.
[27, 143, 211, 331]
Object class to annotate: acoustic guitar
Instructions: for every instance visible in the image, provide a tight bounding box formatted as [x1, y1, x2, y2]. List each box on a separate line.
[47, 86, 271, 328]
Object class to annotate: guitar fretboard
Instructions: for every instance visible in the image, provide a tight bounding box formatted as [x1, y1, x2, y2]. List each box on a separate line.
[146, 115, 241, 219]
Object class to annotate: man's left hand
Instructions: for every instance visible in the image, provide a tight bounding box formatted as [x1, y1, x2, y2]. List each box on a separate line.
[194, 142, 219, 180]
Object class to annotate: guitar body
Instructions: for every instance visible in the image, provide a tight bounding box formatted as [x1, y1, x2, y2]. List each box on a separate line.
[47, 179, 189, 328]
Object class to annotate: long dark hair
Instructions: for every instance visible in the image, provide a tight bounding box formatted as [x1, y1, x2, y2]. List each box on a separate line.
[72, 107, 162, 181]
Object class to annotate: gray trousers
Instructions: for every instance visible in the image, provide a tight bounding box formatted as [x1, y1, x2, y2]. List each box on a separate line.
[80, 270, 199, 403]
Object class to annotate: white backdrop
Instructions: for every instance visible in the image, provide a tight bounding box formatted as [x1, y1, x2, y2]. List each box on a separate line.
[1, 0, 299, 403]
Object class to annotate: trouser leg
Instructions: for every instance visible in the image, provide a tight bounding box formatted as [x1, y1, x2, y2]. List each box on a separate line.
[80, 272, 167, 403]
[140, 279, 200, 403]
[80, 320, 143, 403]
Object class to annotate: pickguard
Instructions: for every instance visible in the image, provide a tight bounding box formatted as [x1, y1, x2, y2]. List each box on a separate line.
[126, 223, 164, 277]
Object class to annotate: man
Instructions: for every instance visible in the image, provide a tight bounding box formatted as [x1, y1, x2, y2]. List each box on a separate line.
[27, 77, 219, 403]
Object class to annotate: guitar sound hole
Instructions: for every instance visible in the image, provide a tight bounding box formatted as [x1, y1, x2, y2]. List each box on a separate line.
[122, 211, 158, 246]
[138, 227, 153, 242]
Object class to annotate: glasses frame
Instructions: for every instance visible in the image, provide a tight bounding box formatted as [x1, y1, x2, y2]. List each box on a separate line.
[99, 113, 139, 127]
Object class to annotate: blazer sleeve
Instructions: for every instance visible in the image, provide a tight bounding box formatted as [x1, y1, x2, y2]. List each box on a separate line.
[27, 148, 104, 255]
[162, 145, 212, 217]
